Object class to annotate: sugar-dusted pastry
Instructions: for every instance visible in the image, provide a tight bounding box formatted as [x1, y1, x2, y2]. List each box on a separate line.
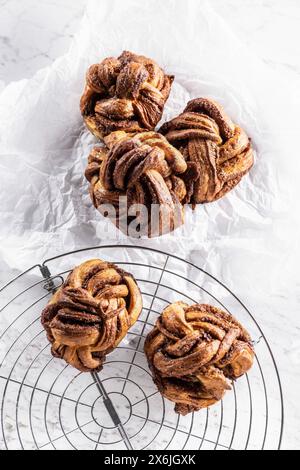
[160, 98, 254, 203]
[85, 131, 199, 237]
[80, 51, 174, 140]
[144, 302, 254, 415]
[41, 259, 142, 372]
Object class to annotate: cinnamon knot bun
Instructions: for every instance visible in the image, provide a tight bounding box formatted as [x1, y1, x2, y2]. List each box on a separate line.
[80, 51, 174, 140]
[85, 131, 199, 237]
[144, 302, 254, 415]
[160, 98, 254, 203]
[41, 259, 142, 372]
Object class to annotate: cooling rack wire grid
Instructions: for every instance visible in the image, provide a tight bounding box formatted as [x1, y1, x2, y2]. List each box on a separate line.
[0, 245, 284, 450]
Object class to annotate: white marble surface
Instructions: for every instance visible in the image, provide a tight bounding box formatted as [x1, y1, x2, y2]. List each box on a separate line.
[0, 0, 86, 85]
[0, 0, 299, 451]
[1, 0, 300, 85]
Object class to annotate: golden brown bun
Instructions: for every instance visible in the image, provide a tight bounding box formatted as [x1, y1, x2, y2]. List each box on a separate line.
[85, 131, 199, 237]
[80, 51, 174, 140]
[144, 302, 254, 415]
[159, 98, 254, 203]
[41, 259, 142, 372]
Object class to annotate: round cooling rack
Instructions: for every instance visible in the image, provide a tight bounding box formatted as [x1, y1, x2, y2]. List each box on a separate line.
[0, 245, 284, 450]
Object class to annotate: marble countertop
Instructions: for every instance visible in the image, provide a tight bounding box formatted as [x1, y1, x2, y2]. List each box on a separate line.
[1, 0, 300, 85]
[0, 0, 299, 452]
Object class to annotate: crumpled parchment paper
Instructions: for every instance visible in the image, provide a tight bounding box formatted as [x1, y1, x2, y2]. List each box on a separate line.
[0, 0, 299, 447]
[0, 0, 299, 311]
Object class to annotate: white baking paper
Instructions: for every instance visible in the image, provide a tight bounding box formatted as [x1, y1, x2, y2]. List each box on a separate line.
[0, 0, 299, 448]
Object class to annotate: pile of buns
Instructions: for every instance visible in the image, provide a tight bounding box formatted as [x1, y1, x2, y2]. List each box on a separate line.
[81, 51, 254, 237]
[40, 51, 255, 416]
[42, 259, 254, 415]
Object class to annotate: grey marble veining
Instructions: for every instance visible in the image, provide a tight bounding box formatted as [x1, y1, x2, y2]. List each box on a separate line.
[0, 0, 86, 84]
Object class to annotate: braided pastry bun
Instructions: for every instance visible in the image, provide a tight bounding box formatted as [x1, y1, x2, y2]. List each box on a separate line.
[41, 259, 142, 372]
[85, 131, 199, 237]
[144, 302, 254, 415]
[159, 98, 254, 203]
[80, 51, 174, 140]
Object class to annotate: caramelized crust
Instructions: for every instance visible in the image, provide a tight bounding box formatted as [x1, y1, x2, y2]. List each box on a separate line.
[144, 302, 254, 415]
[41, 259, 142, 372]
[159, 98, 254, 203]
[85, 131, 199, 237]
[80, 51, 174, 140]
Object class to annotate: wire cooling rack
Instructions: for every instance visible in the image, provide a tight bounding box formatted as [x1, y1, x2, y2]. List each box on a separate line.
[0, 245, 284, 450]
